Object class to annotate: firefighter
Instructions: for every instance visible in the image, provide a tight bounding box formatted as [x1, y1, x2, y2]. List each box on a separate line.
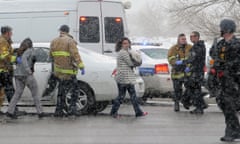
[168, 33, 192, 112]
[0, 26, 16, 112]
[182, 31, 207, 114]
[50, 25, 85, 117]
[209, 19, 240, 142]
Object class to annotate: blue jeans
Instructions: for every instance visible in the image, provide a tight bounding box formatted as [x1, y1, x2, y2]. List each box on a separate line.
[110, 83, 143, 116]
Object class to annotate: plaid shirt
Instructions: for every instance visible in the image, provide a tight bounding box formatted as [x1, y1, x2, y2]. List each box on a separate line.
[115, 49, 136, 84]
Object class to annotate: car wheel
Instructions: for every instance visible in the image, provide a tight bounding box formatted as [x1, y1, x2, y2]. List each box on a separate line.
[65, 82, 95, 114]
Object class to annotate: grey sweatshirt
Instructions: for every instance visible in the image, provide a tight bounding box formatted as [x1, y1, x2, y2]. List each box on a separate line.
[14, 48, 35, 76]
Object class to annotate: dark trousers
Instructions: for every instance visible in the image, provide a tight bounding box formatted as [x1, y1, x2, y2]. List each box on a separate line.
[172, 79, 184, 102]
[55, 76, 79, 113]
[42, 73, 58, 96]
[183, 79, 205, 109]
[0, 72, 15, 103]
[217, 77, 240, 137]
[110, 83, 143, 116]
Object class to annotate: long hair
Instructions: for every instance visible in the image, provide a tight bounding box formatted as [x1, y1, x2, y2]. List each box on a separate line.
[17, 38, 33, 56]
[115, 37, 131, 52]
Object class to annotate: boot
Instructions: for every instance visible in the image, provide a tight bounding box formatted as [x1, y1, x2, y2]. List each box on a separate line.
[68, 106, 81, 116]
[190, 108, 203, 114]
[220, 136, 235, 142]
[54, 110, 65, 117]
[174, 101, 180, 112]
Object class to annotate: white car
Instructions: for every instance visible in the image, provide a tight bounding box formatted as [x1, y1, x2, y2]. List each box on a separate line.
[131, 45, 173, 99]
[10, 43, 145, 114]
[132, 44, 209, 100]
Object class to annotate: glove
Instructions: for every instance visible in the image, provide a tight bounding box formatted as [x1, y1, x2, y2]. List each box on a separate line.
[175, 60, 183, 65]
[81, 68, 85, 75]
[218, 71, 224, 78]
[17, 56, 22, 64]
[78, 62, 84, 69]
[184, 67, 190, 73]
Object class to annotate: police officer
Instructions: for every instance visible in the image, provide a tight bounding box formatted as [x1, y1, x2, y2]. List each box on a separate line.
[168, 33, 192, 112]
[210, 19, 240, 142]
[0, 26, 16, 111]
[50, 25, 85, 117]
[182, 31, 207, 114]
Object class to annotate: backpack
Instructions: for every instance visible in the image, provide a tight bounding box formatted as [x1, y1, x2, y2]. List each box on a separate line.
[129, 50, 142, 67]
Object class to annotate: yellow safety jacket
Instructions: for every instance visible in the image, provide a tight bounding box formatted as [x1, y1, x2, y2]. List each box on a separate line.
[168, 44, 192, 79]
[0, 35, 16, 73]
[50, 33, 84, 80]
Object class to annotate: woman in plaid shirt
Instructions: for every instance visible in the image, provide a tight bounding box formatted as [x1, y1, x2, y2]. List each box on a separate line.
[110, 37, 148, 118]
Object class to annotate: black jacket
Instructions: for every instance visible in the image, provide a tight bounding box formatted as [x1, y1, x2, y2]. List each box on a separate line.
[185, 40, 206, 73]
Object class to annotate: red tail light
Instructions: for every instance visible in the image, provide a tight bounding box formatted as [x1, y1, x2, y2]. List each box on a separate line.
[80, 16, 87, 22]
[115, 18, 121, 23]
[155, 64, 169, 74]
[203, 65, 207, 72]
[111, 69, 117, 77]
[210, 68, 216, 75]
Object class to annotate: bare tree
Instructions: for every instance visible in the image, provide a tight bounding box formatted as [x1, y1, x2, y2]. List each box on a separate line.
[127, 0, 176, 37]
[133, 1, 168, 37]
[169, 0, 240, 38]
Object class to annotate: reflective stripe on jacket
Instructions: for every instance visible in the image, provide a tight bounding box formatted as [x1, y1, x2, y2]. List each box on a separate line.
[168, 44, 192, 79]
[0, 35, 15, 72]
[50, 33, 84, 80]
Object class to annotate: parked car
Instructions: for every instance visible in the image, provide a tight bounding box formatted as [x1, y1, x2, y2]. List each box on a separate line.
[131, 44, 209, 100]
[131, 44, 173, 99]
[9, 43, 145, 114]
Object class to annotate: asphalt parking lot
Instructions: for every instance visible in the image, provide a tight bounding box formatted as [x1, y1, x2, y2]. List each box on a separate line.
[0, 100, 236, 144]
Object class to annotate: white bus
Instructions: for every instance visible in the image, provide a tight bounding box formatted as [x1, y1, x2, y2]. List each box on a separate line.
[0, 0, 131, 55]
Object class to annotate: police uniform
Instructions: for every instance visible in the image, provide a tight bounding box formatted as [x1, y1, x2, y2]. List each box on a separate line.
[168, 44, 192, 111]
[183, 40, 206, 113]
[209, 19, 240, 142]
[50, 27, 84, 117]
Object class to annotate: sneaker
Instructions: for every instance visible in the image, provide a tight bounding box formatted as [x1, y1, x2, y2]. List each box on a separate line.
[6, 112, 18, 119]
[15, 110, 27, 116]
[112, 114, 121, 119]
[136, 112, 148, 117]
[38, 112, 48, 119]
[110, 112, 121, 119]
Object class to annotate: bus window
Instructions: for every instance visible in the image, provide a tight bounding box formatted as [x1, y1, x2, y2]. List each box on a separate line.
[79, 16, 100, 43]
[104, 17, 124, 43]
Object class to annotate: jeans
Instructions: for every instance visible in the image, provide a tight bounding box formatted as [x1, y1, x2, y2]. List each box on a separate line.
[110, 83, 143, 116]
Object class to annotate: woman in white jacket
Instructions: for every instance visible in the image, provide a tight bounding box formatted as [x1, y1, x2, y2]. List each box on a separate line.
[110, 37, 147, 118]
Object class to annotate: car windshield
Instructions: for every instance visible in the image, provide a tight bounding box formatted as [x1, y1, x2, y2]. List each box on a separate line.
[140, 48, 168, 59]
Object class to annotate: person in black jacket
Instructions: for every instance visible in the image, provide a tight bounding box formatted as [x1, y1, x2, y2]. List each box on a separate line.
[181, 31, 207, 114]
[209, 19, 240, 142]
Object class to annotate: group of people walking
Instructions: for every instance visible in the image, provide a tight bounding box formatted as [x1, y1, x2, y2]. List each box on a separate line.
[1, 19, 240, 142]
[0, 25, 85, 118]
[168, 19, 240, 142]
[0, 24, 147, 119]
[168, 31, 207, 114]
